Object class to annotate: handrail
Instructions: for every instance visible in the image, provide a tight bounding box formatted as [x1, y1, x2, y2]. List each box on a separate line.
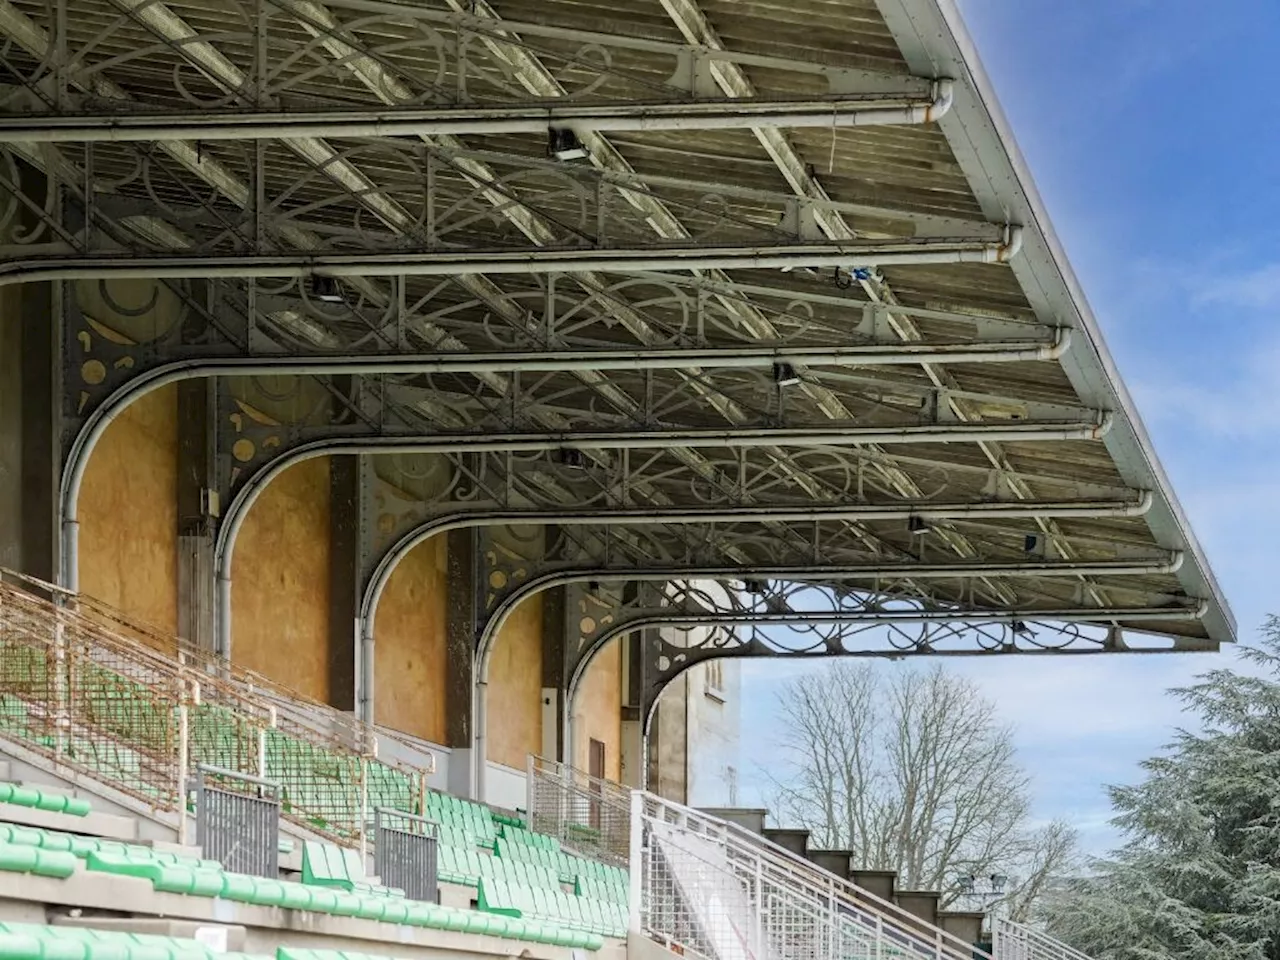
[992, 917, 1096, 960]
[635, 789, 993, 960]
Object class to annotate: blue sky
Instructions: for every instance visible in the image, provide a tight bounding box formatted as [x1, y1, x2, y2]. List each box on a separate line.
[733, 0, 1280, 856]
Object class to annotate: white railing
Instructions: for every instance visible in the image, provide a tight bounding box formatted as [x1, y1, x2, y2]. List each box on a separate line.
[527, 754, 631, 864]
[992, 918, 1094, 960]
[632, 790, 993, 960]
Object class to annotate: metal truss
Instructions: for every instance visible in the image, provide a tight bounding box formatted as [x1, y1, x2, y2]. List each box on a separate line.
[0, 0, 1221, 735]
[0, 0, 941, 119]
[467, 551, 1189, 795]
[350, 491, 1158, 709]
[60, 264, 1062, 467]
[358, 491, 1155, 632]
[559, 579, 1207, 694]
[627, 603, 1206, 733]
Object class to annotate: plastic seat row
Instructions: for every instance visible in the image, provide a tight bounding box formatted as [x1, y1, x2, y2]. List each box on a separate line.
[0, 922, 261, 960]
[82, 851, 601, 949]
[0, 923, 602, 960]
[0, 841, 78, 878]
[478, 877, 627, 939]
[499, 824, 558, 853]
[437, 845, 559, 890]
[495, 838, 582, 883]
[568, 855, 628, 888]
[0, 823, 216, 871]
[424, 794, 496, 842]
[574, 874, 627, 904]
[0, 782, 91, 818]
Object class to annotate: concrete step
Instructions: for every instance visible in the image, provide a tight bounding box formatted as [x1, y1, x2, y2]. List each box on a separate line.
[807, 849, 851, 878]
[895, 890, 940, 927]
[698, 807, 768, 836]
[850, 868, 896, 903]
[0, 800, 139, 841]
[761, 827, 810, 858]
[938, 910, 985, 945]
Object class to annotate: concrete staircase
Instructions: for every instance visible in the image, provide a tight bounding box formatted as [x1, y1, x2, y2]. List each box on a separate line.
[700, 806, 985, 946]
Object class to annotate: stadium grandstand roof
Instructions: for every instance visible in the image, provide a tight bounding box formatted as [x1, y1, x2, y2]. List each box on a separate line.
[1, 0, 1233, 654]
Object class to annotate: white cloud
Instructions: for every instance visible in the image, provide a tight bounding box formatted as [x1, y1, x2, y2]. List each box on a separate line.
[1196, 261, 1280, 310]
[1131, 335, 1280, 440]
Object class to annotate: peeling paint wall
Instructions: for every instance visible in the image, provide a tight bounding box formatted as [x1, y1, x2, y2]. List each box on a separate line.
[373, 533, 447, 743]
[232, 458, 331, 703]
[78, 385, 179, 638]
[486, 592, 544, 770]
[575, 640, 622, 781]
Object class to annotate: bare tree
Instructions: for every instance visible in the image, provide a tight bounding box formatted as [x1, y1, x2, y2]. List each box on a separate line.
[763, 661, 1076, 916]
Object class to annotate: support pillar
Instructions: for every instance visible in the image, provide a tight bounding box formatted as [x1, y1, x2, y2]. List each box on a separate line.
[445, 527, 477, 798]
[620, 632, 644, 788]
[0, 280, 58, 581]
[176, 379, 216, 651]
[541, 585, 566, 763]
[329, 455, 361, 714]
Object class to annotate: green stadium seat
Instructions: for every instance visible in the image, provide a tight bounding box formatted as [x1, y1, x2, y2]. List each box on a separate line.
[84, 847, 599, 949]
[0, 842, 77, 878]
[0, 782, 92, 818]
[0, 922, 257, 960]
[300, 840, 403, 898]
[478, 876, 625, 940]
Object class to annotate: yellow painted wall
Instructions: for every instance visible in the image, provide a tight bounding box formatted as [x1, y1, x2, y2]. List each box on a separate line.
[575, 641, 623, 781]
[373, 534, 447, 743]
[486, 592, 544, 769]
[78, 385, 179, 638]
[232, 458, 331, 703]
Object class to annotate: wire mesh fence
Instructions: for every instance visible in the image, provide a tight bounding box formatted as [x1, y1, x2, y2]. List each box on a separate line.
[0, 569, 431, 850]
[991, 919, 1093, 960]
[634, 792, 994, 960]
[527, 754, 631, 865]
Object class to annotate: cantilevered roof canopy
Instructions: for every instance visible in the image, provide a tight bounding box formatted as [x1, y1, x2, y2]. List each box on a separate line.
[2, 0, 1232, 653]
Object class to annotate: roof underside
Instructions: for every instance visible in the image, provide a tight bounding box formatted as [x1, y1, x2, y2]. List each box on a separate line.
[0, 0, 1234, 651]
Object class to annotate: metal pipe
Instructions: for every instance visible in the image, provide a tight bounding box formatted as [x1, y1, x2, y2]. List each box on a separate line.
[470, 551, 1182, 799]
[0, 87, 953, 143]
[58, 326, 1072, 587]
[0, 234, 1024, 288]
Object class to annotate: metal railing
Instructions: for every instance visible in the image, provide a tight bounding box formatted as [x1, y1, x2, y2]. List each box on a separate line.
[992, 918, 1094, 960]
[0, 569, 431, 849]
[527, 754, 632, 865]
[374, 807, 440, 903]
[192, 765, 281, 878]
[631, 791, 994, 960]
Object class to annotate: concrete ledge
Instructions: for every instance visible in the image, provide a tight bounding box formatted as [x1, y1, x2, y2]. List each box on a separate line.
[439, 881, 475, 910]
[0, 870, 585, 960]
